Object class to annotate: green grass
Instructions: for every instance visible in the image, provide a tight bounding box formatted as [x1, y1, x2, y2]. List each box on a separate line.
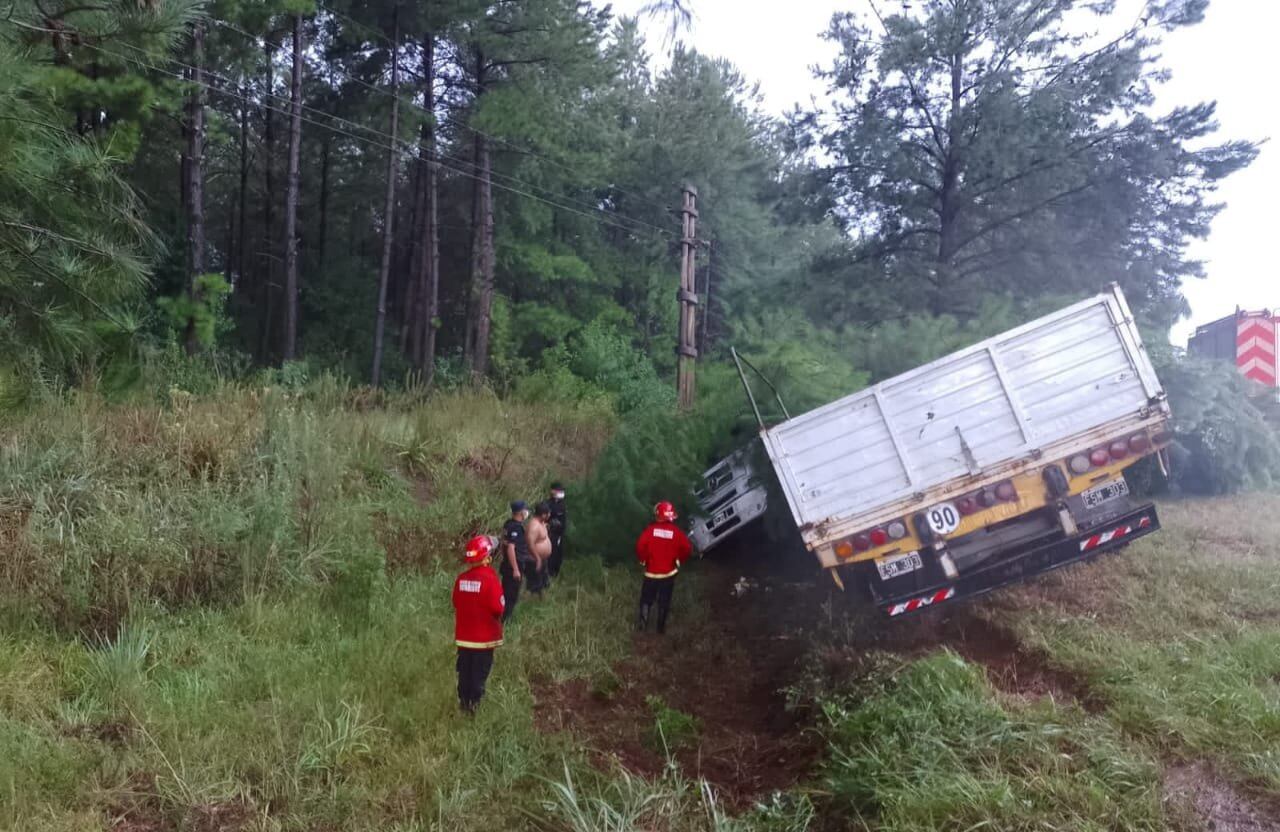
[0, 383, 819, 832]
[646, 694, 702, 753]
[994, 496, 1280, 789]
[819, 652, 1166, 832]
[811, 494, 1280, 830]
[4, 380, 1279, 831]
[0, 384, 638, 830]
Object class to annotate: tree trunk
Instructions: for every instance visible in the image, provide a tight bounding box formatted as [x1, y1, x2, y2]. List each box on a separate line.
[182, 22, 206, 355]
[318, 135, 330, 267]
[464, 50, 494, 380]
[258, 40, 277, 361]
[371, 11, 401, 387]
[409, 33, 440, 384]
[282, 15, 304, 362]
[934, 51, 965, 311]
[420, 33, 441, 384]
[236, 82, 248, 290]
[401, 152, 425, 355]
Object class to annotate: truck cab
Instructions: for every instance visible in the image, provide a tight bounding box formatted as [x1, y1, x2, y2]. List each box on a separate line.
[690, 443, 769, 553]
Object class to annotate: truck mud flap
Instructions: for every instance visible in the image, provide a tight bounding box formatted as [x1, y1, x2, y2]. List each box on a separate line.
[876, 504, 1160, 618]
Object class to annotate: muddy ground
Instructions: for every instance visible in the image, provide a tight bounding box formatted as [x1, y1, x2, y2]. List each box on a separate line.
[534, 539, 828, 808]
[533, 531, 1280, 830]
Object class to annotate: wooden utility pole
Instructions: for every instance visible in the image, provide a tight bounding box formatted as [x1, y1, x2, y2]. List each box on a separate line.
[677, 184, 699, 410]
[699, 239, 712, 353]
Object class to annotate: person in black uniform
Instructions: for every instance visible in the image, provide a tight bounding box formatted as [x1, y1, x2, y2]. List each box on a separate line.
[501, 501, 533, 622]
[547, 483, 568, 579]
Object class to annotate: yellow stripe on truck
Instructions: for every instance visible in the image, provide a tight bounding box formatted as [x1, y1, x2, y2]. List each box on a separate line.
[838, 451, 1153, 566]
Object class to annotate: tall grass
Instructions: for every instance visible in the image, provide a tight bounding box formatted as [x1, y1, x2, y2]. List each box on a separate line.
[0, 381, 754, 832]
[0, 382, 612, 634]
[821, 650, 1167, 831]
[995, 495, 1280, 793]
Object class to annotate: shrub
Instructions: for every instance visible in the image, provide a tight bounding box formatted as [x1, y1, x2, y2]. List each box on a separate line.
[1149, 350, 1280, 494]
[646, 694, 701, 752]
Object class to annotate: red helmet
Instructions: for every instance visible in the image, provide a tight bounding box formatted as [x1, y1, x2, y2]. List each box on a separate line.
[654, 501, 677, 522]
[463, 535, 495, 564]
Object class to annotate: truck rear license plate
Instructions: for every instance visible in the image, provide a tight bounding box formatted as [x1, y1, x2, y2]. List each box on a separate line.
[876, 551, 923, 580]
[1083, 479, 1129, 509]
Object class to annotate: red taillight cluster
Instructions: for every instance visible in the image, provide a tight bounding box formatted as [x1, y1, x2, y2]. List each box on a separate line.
[1069, 433, 1152, 475]
[834, 518, 910, 559]
[955, 480, 1019, 516]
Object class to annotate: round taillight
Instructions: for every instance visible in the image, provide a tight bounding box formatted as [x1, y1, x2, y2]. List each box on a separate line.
[996, 482, 1017, 501]
[835, 540, 854, 559]
[957, 497, 978, 515]
[979, 489, 998, 508]
[887, 520, 907, 540]
[853, 534, 871, 552]
[870, 528, 889, 546]
[1069, 455, 1091, 475]
[1128, 433, 1150, 453]
[1089, 448, 1110, 467]
[1109, 441, 1128, 460]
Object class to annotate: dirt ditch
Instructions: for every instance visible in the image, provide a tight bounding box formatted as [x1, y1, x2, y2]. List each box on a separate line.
[1163, 761, 1280, 832]
[533, 550, 828, 807]
[859, 606, 1106, 710]
[532, 541, 1109, 805]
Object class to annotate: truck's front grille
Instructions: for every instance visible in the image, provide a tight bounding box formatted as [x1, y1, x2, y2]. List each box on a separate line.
[704, 488, 740, 513]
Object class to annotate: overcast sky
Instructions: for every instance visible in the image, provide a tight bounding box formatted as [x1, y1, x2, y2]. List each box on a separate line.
[612, 0, 1277, 346]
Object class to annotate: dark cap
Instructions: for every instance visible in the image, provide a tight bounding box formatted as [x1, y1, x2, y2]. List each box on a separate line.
[549, 481, 563, 490]
[510, 500, 528, 514]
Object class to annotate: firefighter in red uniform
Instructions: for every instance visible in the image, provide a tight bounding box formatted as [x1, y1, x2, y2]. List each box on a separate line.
[452, 535, 505, 714]
[634, 501, 693, 634]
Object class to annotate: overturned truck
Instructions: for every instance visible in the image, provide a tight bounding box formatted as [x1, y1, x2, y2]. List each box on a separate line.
[712, 286, 1172, 617]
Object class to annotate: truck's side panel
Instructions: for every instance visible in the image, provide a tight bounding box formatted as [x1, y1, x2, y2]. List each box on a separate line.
[1000, 304, 1149, 442]
[763, 288, 1162, 543]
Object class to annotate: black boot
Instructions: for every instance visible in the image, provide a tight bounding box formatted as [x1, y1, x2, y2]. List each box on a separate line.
[636, 603, 650, 632]
[655, 605, 669, 635]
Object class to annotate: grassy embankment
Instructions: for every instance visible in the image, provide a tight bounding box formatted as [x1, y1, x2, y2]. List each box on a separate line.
[3, 381, 1280, 832]
[0, 386, 681, 831]
[813, 494, 1280, 831]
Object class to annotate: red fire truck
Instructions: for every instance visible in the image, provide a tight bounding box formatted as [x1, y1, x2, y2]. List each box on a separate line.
[1188, 309, 1279, 398]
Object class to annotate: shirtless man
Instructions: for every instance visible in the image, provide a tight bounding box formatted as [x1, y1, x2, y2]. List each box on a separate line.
[527, 501, 554, 595]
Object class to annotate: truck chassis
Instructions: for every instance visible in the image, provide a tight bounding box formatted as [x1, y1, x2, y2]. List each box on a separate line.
[864, 503, 1160, 617]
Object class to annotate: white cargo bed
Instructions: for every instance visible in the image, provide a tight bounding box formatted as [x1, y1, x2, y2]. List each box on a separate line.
[760, 286, 1167, 550]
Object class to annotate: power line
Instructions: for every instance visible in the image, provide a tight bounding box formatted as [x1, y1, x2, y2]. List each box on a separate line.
[53, 36, 674, 243]
[56, 29, 671, 243]
[213, 13, 679, 222]
[203, 17, 676, 237]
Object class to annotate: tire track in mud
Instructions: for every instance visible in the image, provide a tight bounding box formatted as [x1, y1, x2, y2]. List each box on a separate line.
[533, 555, 825, 807]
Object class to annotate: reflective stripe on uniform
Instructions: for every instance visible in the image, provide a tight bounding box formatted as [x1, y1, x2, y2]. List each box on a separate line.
[644, 570, 678, 579]
[456, 639, 503, 649]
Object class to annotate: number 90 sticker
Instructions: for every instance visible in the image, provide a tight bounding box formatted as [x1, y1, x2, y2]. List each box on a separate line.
[926, 502, 961, 536]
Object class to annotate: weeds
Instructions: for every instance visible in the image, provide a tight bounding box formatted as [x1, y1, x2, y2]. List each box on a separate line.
[819, 651, 1165, 831]
[648, 695, 702, 753]
[540, 761, 814, 832]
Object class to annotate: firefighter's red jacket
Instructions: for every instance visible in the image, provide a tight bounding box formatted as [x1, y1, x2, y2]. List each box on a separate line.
[635, 521, 693, 579]
[452, 564, 505, 649]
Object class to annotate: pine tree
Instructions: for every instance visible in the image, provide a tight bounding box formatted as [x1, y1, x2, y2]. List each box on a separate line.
[807, 0, 1256, 327]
